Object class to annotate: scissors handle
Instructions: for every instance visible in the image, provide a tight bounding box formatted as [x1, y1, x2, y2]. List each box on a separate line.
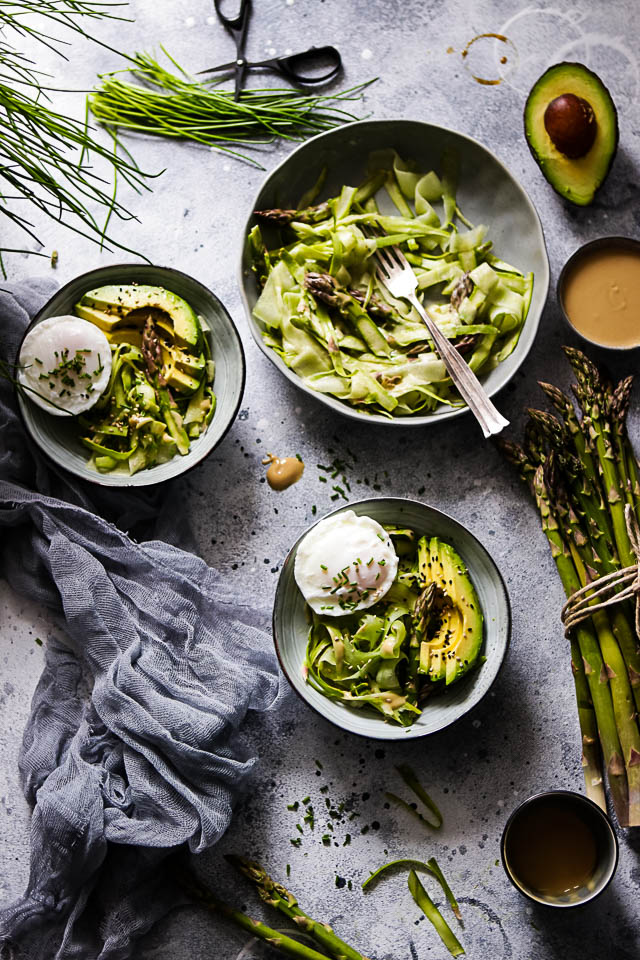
[214, 0, 251, 38]
[274, 45, 342, 85]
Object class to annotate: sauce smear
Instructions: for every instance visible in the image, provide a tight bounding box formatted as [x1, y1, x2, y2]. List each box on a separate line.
[264, 454, 304, 491]
[563, 245, 640, 348]
[506, 796, 598, 896]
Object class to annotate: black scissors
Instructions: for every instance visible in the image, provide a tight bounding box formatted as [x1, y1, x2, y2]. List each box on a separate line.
[199, 0, 342, 101]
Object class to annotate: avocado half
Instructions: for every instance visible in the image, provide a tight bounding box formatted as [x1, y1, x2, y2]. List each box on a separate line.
[524, 62, 619, 206]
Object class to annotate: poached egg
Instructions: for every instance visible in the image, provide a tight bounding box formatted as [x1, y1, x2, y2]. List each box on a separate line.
[294, 510, 398, 616]
[18, 315, 112, 416]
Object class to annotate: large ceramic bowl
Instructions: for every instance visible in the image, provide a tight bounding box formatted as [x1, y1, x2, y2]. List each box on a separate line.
[273, 497, 510, 740]
[16, 263, 245, 487]
[240, 118, 549, 427]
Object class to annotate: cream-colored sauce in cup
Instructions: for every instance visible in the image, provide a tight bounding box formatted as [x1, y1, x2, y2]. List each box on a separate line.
[562, 245, 640, 348]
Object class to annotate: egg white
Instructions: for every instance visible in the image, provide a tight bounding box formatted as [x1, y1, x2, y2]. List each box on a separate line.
[18, 315, 112, 417]
[294, 510, 398, 616]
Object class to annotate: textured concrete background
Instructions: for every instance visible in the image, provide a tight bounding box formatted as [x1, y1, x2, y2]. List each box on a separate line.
[2, 1, 640, 957]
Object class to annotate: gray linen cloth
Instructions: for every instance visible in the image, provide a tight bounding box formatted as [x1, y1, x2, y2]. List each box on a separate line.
[0, 279, 279, 959]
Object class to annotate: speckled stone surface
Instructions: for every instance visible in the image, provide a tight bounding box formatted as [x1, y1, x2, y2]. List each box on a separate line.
[2, 2, 640, 957]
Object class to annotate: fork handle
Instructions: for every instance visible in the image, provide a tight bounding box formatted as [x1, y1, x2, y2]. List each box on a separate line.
[408, 294, 509, 439]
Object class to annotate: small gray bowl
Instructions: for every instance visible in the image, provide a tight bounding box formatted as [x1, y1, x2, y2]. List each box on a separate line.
[240, 118, 549, 427]
[501, 790, 619, 908]
[273, 497, 511, 740]
[557, 236, 640, 352]
[16, 263, 245, 487]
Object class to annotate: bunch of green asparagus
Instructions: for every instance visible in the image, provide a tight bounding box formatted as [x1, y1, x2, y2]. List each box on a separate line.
[500, 347, 640, 827]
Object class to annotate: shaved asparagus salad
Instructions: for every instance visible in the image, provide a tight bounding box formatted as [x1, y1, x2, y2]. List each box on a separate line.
[304, 526, 484, 726]
[249, 150, 533, 418]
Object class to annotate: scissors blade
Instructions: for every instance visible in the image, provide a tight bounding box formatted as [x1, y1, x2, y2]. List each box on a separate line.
[196, 60, 239, 75]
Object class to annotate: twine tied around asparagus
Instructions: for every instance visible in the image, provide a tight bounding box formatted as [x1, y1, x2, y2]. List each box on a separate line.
[562, 505, 640, 638]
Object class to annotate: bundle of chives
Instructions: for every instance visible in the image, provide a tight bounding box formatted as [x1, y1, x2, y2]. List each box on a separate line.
[90, 48, 375, 167]
[0, 1, 156, 274]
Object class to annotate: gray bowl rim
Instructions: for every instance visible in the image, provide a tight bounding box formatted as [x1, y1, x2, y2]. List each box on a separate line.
[500, 788, 619, 908]
[272, 495, 512, 740]
[239, 117, 550, 428]
[15, 262, 246, 488]
[557, 235, 640, 352]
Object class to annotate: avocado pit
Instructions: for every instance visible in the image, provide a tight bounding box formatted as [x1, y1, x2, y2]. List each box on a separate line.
[544, 92, 597, 159]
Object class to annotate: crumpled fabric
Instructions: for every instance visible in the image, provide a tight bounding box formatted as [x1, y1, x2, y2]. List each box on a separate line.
[0, 278, 279, 959]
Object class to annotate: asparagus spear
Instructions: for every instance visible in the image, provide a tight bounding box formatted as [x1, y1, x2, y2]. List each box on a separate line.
[178, 866, 333, 960]
[541, 379, 640, 710]
[539, 380, 611, 531]
[254, 203, 330, 226]
[557, 485, 640, 822]
[226, 856, 370, 960]
[499, 439, 606, 810]
[565, 347, 635, 567]
[529, 413, 640, 710]
[610, 377, 636, 510]
[501, 350, 640, 825]
[304, 272, 391, 355]
[533, 466, 629, 824]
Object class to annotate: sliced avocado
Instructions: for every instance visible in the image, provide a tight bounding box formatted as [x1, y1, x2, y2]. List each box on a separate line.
[74, 302, 124, 333]
[417, 537, 483, 685]
[174, 349, 206, 376]
[104, 327, 143, 349]
[155, 318, 175, 341]
[419, 602, 463, 683]
[524, 62, 619, 206]
[164, 364, 201, 394]
[160, 343, 205, 376]
[80, 284, 202, 349]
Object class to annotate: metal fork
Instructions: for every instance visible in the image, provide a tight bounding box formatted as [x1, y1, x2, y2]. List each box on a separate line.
[372, 243, 509, 438]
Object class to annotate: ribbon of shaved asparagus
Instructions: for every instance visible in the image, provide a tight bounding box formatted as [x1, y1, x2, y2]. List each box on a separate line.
[250, 150, 533, 418]
[363, 856, 464, 956]
[362, 856, 462, 923]
[394, 764, 443, 828]
[408, 870, 465, 957]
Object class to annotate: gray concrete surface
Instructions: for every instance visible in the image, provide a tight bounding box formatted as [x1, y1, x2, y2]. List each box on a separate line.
[2, 1, 640, 957]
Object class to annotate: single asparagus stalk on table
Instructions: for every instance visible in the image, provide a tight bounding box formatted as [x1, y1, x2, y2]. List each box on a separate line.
[179, 859, 372, 960]
[226, 856, 370, 960]
[178, 865, 337, 960]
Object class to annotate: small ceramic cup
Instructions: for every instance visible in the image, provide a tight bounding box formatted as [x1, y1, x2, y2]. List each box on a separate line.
[501, 790, 618, 908]
[557, 235, 640, 351]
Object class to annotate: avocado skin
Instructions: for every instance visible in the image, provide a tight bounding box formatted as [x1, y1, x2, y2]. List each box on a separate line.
[80, 284, 202, 349]
[524, 62, 619, 206]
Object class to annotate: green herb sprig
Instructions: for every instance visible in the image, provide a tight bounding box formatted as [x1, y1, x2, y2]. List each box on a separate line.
[0, 1, 157, 275]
